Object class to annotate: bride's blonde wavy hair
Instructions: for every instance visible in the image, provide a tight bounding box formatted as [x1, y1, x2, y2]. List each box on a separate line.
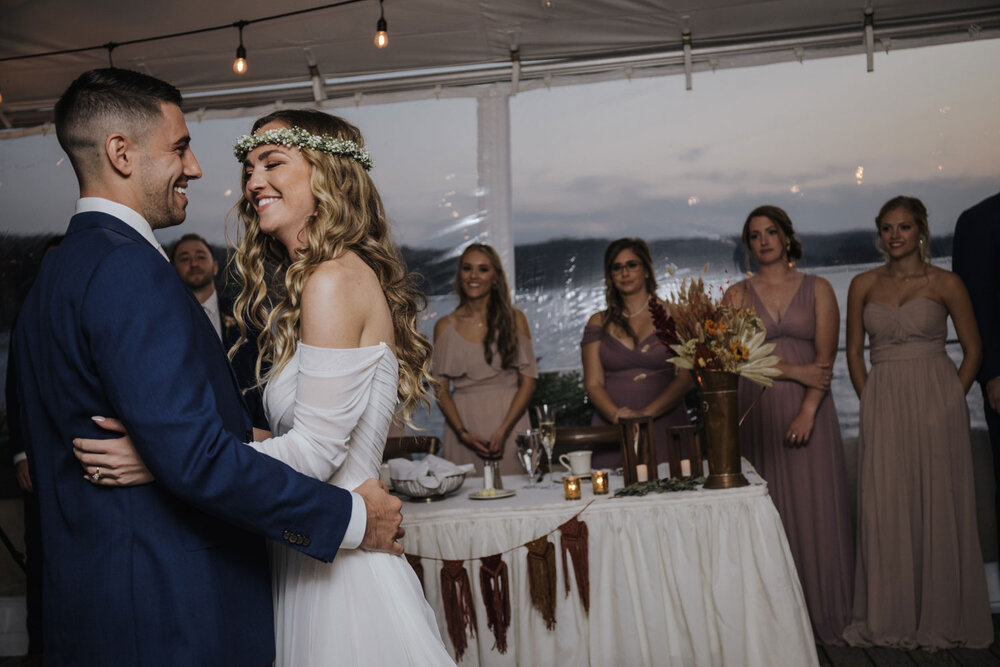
[229, 109, 434, 422]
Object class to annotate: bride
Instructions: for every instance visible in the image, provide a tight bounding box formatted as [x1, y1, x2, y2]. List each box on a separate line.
[73, 110, 456, 666]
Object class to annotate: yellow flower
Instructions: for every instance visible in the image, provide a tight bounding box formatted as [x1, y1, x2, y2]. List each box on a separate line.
[704, 318, 726, 337]
[729, 341, 749, 361]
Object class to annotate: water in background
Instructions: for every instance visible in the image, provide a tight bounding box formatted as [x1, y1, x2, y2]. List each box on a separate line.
[416, 258, 986, 440]
[1, 259, 987, 440]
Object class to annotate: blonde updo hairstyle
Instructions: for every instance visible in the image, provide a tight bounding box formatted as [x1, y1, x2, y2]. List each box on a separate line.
[230, 108, 434, 421]
[874, 195, 932, 263]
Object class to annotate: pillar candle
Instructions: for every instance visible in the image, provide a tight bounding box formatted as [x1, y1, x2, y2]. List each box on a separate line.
[636, 464, 648, 483]
[680, 459, 692, 478]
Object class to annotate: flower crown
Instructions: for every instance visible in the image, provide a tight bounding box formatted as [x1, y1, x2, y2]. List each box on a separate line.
[233, 127, 374, 171]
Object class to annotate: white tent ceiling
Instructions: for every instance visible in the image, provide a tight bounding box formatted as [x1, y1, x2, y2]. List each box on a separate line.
[2, 0, 999, 131]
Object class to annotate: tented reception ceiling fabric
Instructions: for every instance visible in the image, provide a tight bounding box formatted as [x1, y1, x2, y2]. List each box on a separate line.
[1, 0, 999, 132]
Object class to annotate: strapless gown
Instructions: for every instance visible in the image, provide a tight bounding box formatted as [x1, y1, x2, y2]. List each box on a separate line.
[261, 342, 455, 666]
[843, 298, 991, 650]
[736, 276, 854, 644]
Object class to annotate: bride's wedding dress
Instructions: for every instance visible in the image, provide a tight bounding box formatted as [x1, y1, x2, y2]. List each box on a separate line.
[252, 341, 455, 666]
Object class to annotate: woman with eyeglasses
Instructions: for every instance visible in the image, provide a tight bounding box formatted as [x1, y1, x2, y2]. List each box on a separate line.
[581, 237, 693, 467]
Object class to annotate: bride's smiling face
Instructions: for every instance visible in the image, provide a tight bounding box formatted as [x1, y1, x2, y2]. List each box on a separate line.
[243, 121, 317, 253]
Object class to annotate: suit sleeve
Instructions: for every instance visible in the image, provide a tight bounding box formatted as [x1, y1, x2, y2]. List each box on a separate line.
[953, 207, 1000, 384]
[82, 245, 351, 561]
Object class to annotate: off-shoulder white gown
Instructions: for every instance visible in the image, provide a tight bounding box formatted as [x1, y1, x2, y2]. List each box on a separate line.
[256, 342, 455, 666]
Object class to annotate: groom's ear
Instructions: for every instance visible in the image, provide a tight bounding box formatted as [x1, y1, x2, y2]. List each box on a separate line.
[105, 133, 135, 177]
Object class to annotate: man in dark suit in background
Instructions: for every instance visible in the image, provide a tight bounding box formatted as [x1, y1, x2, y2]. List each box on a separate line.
[171, 233, 266, 427]
[10, 68, 403, 666]
[953, 191, 1000, 543]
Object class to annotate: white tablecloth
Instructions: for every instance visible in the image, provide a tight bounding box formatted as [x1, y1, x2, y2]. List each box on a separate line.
[400, 462, 818, 666]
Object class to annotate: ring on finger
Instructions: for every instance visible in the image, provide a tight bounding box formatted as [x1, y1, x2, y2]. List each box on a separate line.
[91, 467, 102, 482]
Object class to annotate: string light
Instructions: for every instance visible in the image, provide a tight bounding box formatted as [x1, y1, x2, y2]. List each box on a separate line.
[374, 0, 388, 49]
[233, 22, 248, 75]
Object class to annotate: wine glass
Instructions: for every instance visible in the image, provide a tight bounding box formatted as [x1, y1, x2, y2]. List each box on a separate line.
[534, 404, 557, 488]
[515, 429, 542, 488]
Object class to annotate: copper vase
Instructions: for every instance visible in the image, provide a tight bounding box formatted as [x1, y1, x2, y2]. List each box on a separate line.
[696, 370, 749, 489]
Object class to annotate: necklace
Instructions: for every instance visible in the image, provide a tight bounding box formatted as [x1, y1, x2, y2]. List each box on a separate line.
[623, 308, 646, 318]
[889, 267, 926, 282]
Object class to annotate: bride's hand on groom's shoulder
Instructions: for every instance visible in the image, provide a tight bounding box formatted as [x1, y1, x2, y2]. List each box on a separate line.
[73, 416, 155, 486]
[354, 478, 405, 556]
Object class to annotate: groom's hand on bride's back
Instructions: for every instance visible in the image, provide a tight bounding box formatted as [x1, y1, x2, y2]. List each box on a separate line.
[354, 478, 405, 555]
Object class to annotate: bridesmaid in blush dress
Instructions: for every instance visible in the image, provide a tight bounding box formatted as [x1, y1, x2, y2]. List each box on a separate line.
[723, 206, 854, 645]
[844, 196, 990, 650]
[433, 244, 537, 476]
[582, 238, 693, 468]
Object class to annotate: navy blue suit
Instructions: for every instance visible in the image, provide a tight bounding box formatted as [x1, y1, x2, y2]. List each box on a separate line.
[10, 211, 353, 665]
[953, 191, 1000, 542]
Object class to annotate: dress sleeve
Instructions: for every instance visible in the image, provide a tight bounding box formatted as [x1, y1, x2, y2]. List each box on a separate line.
[247, 343, 390, 482]
[515, 333, 538, 378]
[581, 322, 603, 346]
[431, 321, 463, 381]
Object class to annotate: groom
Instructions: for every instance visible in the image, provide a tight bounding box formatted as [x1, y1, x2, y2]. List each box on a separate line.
[9, 68, 403, 666]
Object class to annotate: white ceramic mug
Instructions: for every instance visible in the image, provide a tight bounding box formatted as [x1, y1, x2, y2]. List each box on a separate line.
[559, 450, 592, 476]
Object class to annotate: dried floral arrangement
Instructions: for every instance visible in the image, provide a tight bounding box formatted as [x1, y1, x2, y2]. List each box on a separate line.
[649, 277, 781, 387]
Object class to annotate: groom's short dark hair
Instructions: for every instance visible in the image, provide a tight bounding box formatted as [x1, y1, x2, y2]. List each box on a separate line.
[54, 68, 183, 181]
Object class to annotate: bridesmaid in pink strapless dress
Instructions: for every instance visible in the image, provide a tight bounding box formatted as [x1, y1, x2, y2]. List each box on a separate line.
[844, 196, 990, 650]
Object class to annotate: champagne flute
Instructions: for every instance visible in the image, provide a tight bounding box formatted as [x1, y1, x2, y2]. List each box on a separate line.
[535, 404, 557, 488]
[515, 429, 542, 488]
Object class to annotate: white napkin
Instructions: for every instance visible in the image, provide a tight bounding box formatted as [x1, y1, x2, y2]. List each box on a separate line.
[387, 454, 475, 489]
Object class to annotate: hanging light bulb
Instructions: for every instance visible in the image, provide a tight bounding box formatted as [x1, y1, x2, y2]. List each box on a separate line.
[233, 22, 248, 74]
[374, 0, 388, 49]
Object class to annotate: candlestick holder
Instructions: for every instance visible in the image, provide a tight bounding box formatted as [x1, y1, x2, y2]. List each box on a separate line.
[619, 416, 658, 486]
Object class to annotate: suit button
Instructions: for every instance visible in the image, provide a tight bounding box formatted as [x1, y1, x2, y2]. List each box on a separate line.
[282, 530, 291, 541]
[302, 537, 311, 547]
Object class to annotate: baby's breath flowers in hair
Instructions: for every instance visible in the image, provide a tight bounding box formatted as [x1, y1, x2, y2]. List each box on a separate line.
[234, 127, 374, 171]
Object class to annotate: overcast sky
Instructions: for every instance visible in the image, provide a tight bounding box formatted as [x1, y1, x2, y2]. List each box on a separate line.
[1, 39, 997, 250]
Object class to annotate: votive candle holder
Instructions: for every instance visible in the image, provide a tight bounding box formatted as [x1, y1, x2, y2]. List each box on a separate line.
[563, 475, 582, 500]
[592, 470, 610, 495]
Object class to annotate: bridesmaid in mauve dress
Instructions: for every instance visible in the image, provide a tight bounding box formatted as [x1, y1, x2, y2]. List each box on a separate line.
[844, 196, 990, 650]
[582, 238, 692, 469]
[433, 244, 537, 476]
[724, 206, 854, 645]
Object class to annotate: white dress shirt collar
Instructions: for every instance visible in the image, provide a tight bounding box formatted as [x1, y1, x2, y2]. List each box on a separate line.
[76, 197, 169, 260]
[201, 289, 224, 340]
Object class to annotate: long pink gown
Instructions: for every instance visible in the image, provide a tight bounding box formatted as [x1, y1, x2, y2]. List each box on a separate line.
[432, 320, 537, 476]
[843, 297, 991, 649]
[736, 275, 854, 645]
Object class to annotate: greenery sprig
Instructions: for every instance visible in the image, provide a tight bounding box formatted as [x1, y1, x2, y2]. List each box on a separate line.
[614, 476, 706, 497]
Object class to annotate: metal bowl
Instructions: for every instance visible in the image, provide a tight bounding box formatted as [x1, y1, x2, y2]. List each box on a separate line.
[391, 472, 467, 501]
